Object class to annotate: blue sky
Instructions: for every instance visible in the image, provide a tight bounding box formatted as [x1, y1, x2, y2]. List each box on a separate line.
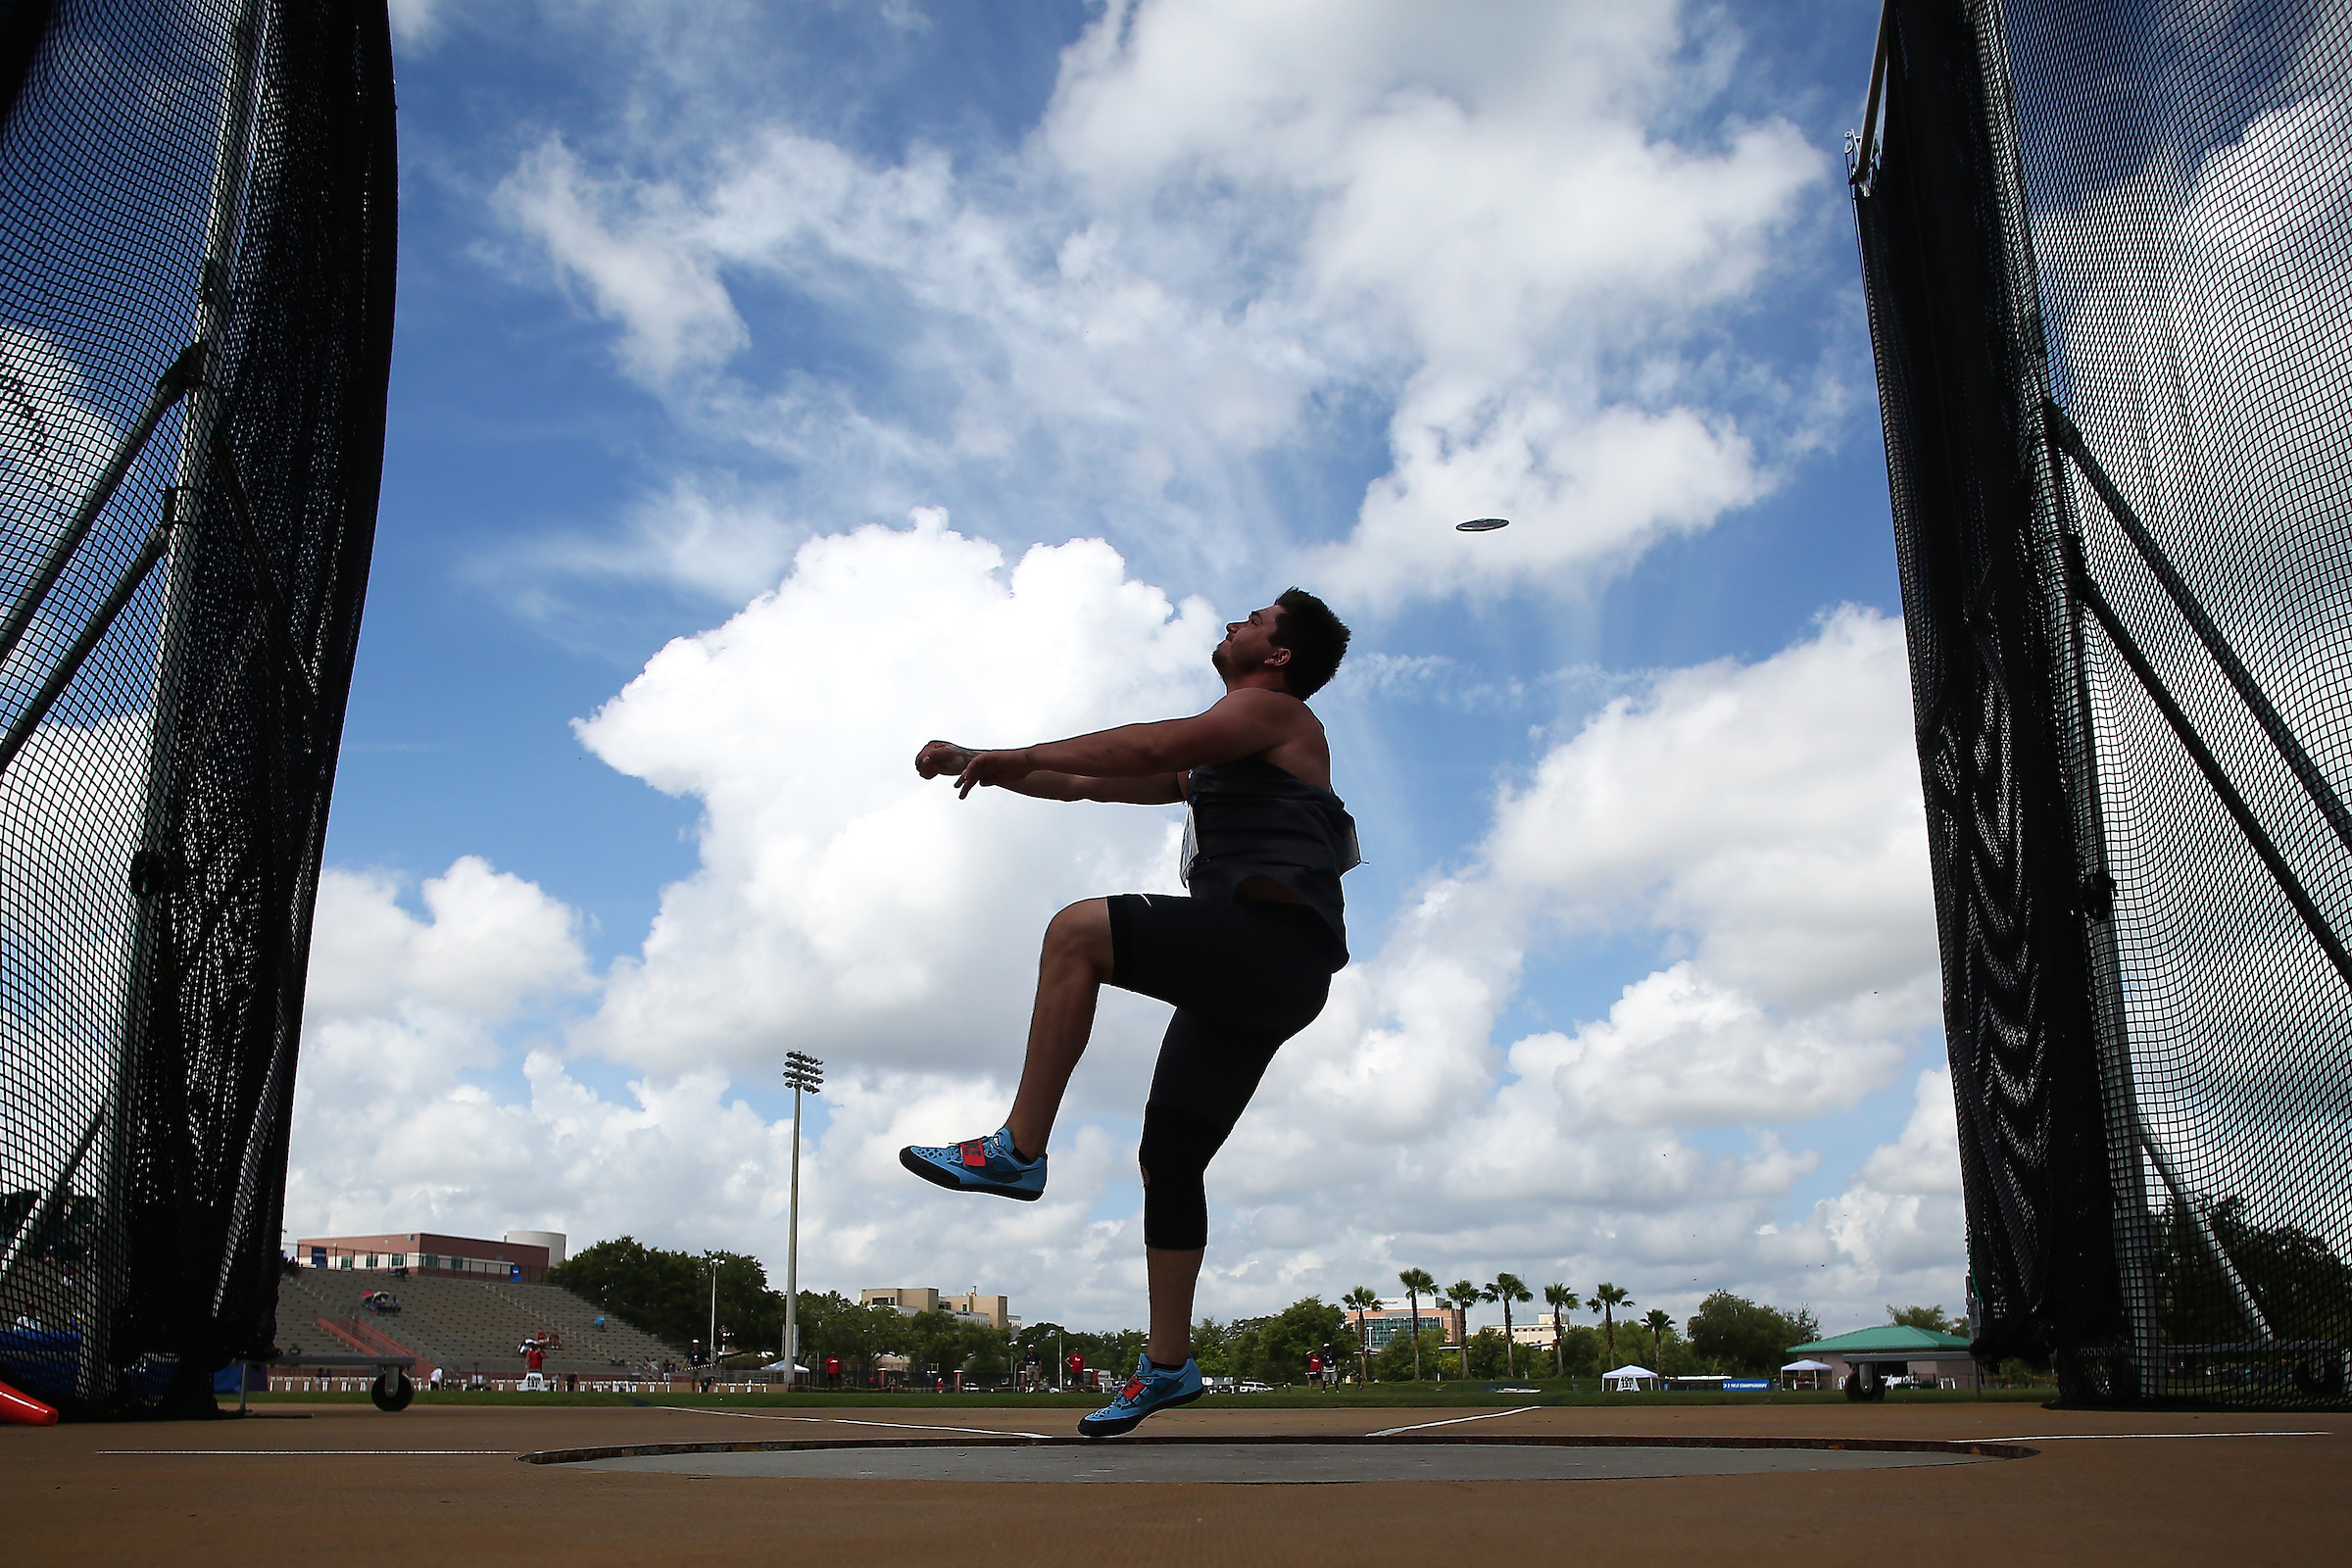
[286, 0, 1965, 1338]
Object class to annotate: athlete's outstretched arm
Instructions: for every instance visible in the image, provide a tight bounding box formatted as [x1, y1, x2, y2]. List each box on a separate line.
[943, 689, 1298, 798]
[913, 741, 1181, 805]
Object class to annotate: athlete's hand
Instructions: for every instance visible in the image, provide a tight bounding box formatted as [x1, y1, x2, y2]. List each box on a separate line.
[956, 748, 1036, 799]
[915, 740, 977, 779]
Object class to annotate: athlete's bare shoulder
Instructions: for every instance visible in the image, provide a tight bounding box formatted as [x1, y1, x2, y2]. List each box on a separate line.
[1218, 686, 1330, 788]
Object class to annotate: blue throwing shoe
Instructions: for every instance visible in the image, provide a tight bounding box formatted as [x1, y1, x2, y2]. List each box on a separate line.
[1078, 1355, 1202, 1438]
[899, 1125, 1047, 1201]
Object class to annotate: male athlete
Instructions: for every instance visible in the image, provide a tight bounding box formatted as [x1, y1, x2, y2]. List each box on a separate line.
[900, 589, 1357, 1437]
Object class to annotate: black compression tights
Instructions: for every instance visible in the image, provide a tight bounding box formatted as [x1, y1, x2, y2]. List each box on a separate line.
[1105, 893, 1341, 1249]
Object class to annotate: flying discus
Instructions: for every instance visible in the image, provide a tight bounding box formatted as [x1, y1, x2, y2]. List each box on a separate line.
[1456, 516, 1509, 532]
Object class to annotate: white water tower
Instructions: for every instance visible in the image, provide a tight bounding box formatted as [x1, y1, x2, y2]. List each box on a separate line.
[505, 1230, 566, 1267]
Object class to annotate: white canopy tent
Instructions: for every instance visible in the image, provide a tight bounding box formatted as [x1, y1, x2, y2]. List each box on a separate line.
[1781, 1357, 1833, 1390]
[1601, 1364, 1659, 1391]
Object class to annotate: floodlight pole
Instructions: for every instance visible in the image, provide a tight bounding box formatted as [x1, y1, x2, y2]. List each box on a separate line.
[780, 1053, 822, 1389]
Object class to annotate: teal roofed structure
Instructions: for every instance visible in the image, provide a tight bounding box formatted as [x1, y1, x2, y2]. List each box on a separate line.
[1787, 1325, 1973, 1359]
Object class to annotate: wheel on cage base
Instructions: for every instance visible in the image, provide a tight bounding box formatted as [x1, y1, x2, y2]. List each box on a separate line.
[370, 1371, 415, 1411]
[1844, 1364, 1886, 1402]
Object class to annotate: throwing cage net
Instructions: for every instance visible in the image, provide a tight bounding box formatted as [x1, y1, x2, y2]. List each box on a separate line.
[0, 0, 393, 1417]
[1856, 0, 2352, 1404]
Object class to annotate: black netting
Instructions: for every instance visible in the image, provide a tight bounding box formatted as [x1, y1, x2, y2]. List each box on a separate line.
[1857, 0, 2352, 1405]
[0, 0, 393, 1418]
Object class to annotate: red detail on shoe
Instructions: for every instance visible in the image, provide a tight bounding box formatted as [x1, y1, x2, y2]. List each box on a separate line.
[1121, 1377, 1145, 1400]
[959, 1140, 987, 1169]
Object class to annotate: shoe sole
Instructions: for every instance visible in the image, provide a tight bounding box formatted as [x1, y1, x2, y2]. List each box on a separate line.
[1077, 1384, 1203, 1438]
[898, 1147, 1045, 1201]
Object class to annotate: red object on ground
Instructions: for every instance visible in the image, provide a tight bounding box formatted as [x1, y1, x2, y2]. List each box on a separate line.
[0, 1378, 58, 1425]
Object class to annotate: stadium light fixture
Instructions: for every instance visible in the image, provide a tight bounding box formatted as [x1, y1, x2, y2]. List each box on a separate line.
[781, 1052, 823, 1387]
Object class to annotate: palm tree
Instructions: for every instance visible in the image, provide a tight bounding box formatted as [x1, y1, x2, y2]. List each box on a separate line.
[1544, 1284, 1580, 1378]
[1642, 1307, 1673, 1376]
[1444, 1282, 1480, 1377]
[1483, 1273, 1532, 1378]
[1343, 1287, 1380, 1382]
[1591, 1282, 1633, 1365]
[1397, 1268, 1437, 1382]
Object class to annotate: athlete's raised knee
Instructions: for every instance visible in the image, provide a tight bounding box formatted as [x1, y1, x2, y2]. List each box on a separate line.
[1043, 898, 1114, 978]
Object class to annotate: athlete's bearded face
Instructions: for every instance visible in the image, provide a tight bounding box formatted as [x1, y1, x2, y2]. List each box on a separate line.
[1213, 605, 1290, 683]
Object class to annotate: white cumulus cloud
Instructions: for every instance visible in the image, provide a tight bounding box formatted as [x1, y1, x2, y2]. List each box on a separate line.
[487, 0, 1827, 612]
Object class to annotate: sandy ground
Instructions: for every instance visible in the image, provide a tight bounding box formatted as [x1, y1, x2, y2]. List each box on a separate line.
[5, 1397, 2343, 1565]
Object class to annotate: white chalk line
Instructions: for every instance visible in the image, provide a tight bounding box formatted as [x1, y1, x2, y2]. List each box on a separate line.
[654, 1405, 1054, 1440]
[1367, 1406, 1541, 1438]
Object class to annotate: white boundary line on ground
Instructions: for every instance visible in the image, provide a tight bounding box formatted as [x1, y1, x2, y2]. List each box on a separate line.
[99, 1449, 512, 1455]
[653, 1405, 1054, 1440]
[1973, 1431, 2329, 1442]
[1366, 1406, 1541, 1438]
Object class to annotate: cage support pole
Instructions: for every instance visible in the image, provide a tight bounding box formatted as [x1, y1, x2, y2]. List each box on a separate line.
[1849, 0, 1892, 192]
[0, 499, 176, 779]
[0, 342, 203, 675]
[83, 0, 271, 1406]
[2048, 406, 2352, 864]
[2137, 1123, 2271, 1339]
[0, 1107, 102, 1300]
[2046, 487, 2165, 1395]
[2064, 534, 2352, 991]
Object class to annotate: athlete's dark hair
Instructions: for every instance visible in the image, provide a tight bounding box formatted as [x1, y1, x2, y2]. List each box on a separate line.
[1271, 587, 1349, 698]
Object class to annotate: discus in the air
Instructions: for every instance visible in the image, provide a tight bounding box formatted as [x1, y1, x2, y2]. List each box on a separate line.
[1456, 516, 1509, 532]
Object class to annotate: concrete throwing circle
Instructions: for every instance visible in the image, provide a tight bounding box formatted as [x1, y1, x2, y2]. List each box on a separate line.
[528, 1436, 2023, 1485]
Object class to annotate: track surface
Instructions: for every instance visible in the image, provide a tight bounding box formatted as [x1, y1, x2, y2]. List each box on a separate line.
[7, 1399, 2343, 1565]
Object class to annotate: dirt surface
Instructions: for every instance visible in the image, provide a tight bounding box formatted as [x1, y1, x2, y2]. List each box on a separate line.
[6, 1397, 2342, 1565]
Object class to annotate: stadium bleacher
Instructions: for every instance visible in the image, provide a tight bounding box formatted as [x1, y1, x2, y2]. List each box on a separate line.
[276, 1270, 684, 1384]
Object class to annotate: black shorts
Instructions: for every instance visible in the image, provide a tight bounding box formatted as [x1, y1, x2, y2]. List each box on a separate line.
[1104, 893, 1344, 1249]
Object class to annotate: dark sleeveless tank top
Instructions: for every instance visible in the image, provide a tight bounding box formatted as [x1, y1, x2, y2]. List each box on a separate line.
[1181, 756, 1362, 958]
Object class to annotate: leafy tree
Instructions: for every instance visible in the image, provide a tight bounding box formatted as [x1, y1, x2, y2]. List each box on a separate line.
[1097, 1327, 1149, 1379]
[1256, 1298, 1350, 1384]
[1555, 1323, 1606, 1378]
[1192, 1317, 1241, 1378]
[811, 1297, 908, 1381]
[1373, 1327, 1444, 1382]
[1590, 1282, 1633, 1364]
[1543, 1284, 1580, 1377]
[1396, 1267, 1437, 1381]
[547, 1237, 784, 1354]
[961, 1323, 1010, 1381]
[1010, 1320, 1148, 1386]
[1444, 1281, 1480, 1376]
[1483, 1273, 1532, 1377]
[2155, 1193, 2352, 1363]
[1642, 1307, 1674, 1374]
[903, 1309, 979, 1382]
[1887, 1303, 1958, 1334]
[1463, 1326, 1510, 1379]
[1343, 1287, 1381, 1381]
[1210, 1317, 1269, 1383]
[1685, 1291, 1815, 1374]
